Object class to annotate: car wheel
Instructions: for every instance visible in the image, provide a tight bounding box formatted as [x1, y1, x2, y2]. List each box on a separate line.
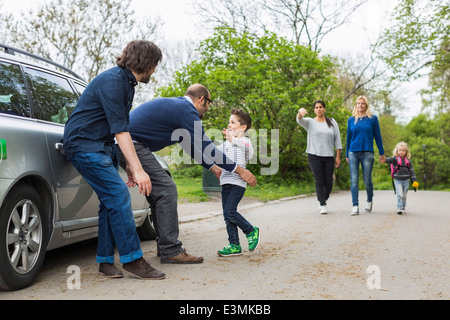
[136, 207, 157, 241]
[0, 183, 47, 290]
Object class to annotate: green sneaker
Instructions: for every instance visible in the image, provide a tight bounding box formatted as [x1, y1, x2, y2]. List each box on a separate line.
[217, 244, 242, 257]
[246, 226, 260, 251]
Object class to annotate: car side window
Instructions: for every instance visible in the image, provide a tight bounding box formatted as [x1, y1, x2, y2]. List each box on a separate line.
[24, 67, 78, 124]
[73, 82, 86, 96]
[0, 61, 31, 117]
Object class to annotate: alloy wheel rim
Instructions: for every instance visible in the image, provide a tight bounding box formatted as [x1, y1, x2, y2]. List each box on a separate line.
[6, 200, 42, 274]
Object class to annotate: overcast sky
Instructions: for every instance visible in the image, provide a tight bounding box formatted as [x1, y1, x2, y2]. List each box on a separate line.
[2, 0, 427, 122]
[0, 0, 398, 52]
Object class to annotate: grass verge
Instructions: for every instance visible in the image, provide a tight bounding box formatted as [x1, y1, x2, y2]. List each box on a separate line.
[171, 166, 315, 202]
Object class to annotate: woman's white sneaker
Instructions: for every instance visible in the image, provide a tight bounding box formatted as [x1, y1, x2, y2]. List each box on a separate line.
[365, 201, 373, 212]
[350, 206, 359, 215]
[319, 205, 328, 214]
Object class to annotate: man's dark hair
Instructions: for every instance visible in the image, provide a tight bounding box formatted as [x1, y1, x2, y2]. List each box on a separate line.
[116, 40, 162, 74]
[231, 108, 252, 131]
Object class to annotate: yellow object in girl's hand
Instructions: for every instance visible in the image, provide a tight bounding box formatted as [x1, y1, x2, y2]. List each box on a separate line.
[412, 181, 419, 188]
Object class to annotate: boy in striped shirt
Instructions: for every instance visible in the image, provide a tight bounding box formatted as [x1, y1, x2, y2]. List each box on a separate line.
[217, 109, 260, 256]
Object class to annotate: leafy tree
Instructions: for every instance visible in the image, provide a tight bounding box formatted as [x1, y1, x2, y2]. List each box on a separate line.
[195, 0, 397, 115]
[380, 0, 449, 114]
[1, 0, 163, 82]
[193, 0, 368, 51]
[158, 27, 350, 184]
[379, 114, 405, 156]
[404, 112, 450, 189]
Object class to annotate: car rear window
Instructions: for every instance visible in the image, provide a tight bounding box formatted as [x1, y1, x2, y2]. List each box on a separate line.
[24, 67, 79, 124]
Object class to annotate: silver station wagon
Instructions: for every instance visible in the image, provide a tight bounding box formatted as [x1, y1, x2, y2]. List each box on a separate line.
[0, 44, 165, 290]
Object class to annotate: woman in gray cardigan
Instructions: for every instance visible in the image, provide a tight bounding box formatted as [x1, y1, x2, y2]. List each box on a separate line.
[297, 100, 342, 214]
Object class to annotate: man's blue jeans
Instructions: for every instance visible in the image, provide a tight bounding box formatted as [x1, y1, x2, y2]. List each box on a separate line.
[221, 184, 253, 246]
[69, 147, 143, 264]
[348, 151, 375, 206]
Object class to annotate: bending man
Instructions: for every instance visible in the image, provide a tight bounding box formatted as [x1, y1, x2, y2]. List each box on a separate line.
[120, 84, 257, 264]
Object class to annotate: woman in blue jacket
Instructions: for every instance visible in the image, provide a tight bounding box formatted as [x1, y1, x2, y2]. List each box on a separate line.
[346, 96, 385, 215]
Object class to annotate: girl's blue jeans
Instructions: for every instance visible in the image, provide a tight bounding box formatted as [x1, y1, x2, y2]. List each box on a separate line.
[221, 184, 253, 245]
[394, 179, 409, 210]
[348, 151, 374, 206]
[69, 147, 143, 264]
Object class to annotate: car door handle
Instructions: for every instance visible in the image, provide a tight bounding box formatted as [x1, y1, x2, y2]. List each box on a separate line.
[55, 142, 66, 155]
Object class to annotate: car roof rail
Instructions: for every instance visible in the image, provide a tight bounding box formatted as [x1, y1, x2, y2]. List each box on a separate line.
[0, 43, 85, 81]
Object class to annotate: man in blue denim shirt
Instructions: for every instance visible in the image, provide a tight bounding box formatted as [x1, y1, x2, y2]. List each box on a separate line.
[64, 40, 165, 280]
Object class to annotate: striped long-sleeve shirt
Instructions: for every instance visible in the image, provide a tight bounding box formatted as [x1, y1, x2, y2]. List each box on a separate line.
[217, 137, 254, 188]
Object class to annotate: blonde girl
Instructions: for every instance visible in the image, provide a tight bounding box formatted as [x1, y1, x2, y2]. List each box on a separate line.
[385, 142, 419, 214]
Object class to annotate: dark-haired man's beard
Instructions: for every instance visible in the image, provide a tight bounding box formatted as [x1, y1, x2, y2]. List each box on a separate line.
[140, 75, 150, 84]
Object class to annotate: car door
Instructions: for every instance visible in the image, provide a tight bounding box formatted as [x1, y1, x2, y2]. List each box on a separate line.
[22, 66, 100, 230]
[0, 59, 54, 193]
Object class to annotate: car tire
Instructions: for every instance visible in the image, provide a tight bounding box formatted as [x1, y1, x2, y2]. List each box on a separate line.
[136, 208, 157, 241]
[0, 183, 48, 290]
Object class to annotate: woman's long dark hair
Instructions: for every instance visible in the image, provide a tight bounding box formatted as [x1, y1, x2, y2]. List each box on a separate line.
[314, 100, 333, 128]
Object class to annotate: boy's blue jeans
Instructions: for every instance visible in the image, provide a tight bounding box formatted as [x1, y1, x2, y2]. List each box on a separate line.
[348, 151, 374, 206]
[394, 179, 409, 210]
[69, 147, 143, 264]
[221, 184, 253, 246]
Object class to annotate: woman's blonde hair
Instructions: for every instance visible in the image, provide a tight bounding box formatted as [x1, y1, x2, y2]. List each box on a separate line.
[352, 96, 373, 123]
[393, 141, 411, 159]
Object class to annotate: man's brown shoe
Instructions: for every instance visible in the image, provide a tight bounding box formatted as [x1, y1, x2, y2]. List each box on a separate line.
[122, 257, 165, 280]
[99, 263, 123, 278]
[161, 250, 204, 264]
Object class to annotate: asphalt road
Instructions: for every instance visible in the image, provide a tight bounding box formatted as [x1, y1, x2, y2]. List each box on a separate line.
[0, 190, 448, 301]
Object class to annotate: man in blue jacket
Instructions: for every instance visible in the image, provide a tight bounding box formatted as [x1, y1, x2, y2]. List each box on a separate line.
[121, 84, 257, 264]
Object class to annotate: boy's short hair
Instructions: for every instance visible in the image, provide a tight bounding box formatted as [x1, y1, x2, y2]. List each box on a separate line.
[116, 40, 162, 74]
[231, 108, 252, 131]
